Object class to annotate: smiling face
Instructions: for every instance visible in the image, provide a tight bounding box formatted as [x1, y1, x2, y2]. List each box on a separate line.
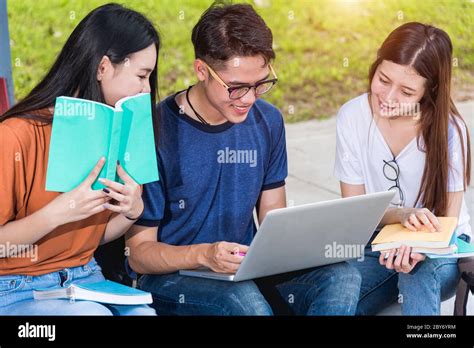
[197, 55, 274, 124]
[370, 60, 427, 118]
[97, 44, 157, 106]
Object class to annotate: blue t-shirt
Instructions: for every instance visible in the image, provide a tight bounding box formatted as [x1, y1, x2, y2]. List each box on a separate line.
[135, 92, 288, 246]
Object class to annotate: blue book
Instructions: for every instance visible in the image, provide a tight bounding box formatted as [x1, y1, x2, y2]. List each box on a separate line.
[33, 280, 152, 305]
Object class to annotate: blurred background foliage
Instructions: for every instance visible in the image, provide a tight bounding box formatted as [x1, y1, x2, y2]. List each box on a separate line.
[7, 0, 474, 121]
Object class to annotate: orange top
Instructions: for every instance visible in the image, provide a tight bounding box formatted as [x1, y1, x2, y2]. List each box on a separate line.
[0, 110, 114, 276]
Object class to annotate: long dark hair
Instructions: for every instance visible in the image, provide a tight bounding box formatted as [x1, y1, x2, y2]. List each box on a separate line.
[1, 3, 160, 124]
[369, 22, 471, 216]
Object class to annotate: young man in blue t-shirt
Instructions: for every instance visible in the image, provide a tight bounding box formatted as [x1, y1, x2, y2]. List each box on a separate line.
[125, 2, 361, 315]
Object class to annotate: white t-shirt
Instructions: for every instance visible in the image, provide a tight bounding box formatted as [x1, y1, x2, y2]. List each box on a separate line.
[334, 93, 471, 238]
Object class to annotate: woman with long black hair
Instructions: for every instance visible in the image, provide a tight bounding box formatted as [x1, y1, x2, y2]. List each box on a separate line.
[0, 3, 160, 315]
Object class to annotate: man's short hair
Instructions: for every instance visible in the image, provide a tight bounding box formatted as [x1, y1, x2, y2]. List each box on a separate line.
[191, 1, 275, 69]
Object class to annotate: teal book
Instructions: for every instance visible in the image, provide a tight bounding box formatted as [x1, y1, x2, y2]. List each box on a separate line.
[46, 93, 159, 192]
[33, 280, 153, 305]
[426, 237, 474, 259]
[411, 231, 458, 255]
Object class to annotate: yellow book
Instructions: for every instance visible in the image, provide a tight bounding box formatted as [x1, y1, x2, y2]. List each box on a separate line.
[371, 217, 458, 252]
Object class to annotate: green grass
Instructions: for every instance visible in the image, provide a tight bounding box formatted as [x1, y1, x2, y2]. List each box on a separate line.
[7, 0, 474, 122]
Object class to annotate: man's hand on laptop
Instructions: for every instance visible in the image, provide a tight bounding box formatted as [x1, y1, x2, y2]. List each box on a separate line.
[201, 242, 249, 274]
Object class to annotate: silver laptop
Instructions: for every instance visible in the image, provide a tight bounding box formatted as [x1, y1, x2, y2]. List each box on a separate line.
[179, 191, 395, 282]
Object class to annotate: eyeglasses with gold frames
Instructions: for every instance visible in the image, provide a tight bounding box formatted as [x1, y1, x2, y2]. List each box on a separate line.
[204, 62, 278, 100]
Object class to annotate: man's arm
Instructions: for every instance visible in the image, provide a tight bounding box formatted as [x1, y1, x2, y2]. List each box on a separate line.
[125, 225, 207, 275]
[125, 225, 249, 275]
[257, 186, 287, 225]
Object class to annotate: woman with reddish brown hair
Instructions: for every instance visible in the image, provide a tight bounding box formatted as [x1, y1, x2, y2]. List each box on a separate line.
[334, 22, 471, 315]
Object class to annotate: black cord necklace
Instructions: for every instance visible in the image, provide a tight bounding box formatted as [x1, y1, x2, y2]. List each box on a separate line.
[186, 85, 209, 125]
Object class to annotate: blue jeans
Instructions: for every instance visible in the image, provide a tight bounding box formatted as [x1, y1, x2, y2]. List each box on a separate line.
[348, 234, 470, 316]
[0, 258, 156, 315]
[138, 262, 361, 316]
